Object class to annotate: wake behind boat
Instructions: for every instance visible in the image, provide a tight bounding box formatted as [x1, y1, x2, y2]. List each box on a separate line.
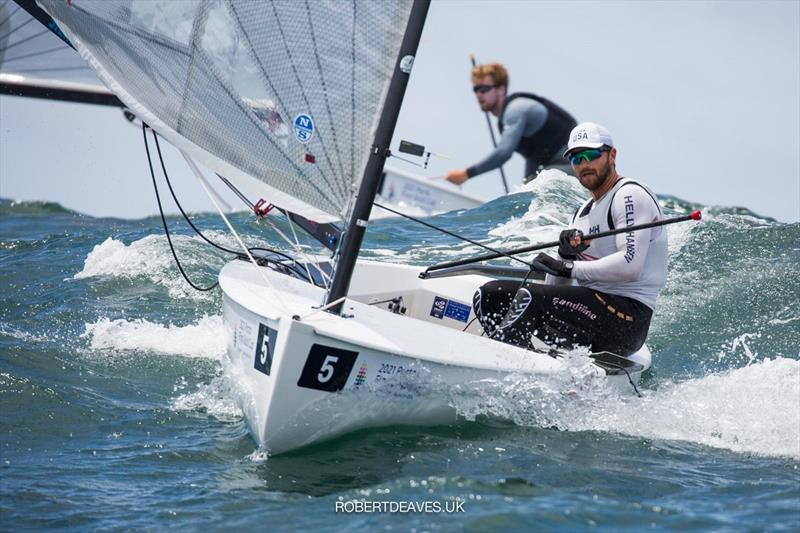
[17, 0, 685, 455]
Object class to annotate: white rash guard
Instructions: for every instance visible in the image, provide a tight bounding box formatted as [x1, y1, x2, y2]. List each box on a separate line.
[547, 178, 668, 310]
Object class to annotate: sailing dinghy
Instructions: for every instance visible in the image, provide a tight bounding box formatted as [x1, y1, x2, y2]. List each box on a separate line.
[30, 0, 651, 454]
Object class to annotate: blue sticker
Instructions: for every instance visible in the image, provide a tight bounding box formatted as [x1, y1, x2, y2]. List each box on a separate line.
[293, 114, 314, 143]
[444, 300, 471, 323]
[430, 296, 447, 319]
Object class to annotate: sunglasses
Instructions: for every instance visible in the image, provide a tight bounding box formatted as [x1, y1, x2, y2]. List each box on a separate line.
[472, 84, 496, 94]
[567, 148, 608, 165]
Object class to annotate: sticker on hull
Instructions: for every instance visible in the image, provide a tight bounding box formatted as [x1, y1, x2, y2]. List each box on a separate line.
[429, 296, 471, 323]
[254, 323, 277, 375]
[297, 344, 358, 392]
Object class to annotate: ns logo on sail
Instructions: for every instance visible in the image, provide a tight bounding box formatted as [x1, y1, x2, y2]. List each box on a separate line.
[293, 114, 315, 143]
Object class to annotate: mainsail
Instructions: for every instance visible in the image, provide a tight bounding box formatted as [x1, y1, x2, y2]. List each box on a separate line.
[34, 0, 414, 223]
[0, 0, 123, 105]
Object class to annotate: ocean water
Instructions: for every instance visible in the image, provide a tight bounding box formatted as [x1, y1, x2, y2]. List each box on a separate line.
[1, 174, 799, 531]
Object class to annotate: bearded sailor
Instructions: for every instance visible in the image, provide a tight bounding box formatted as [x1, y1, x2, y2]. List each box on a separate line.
[473, 122, 668, 356]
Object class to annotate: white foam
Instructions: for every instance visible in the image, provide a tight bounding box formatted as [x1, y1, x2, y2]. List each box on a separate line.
[82, 315, 225, 359]
[75, 235, 221, 299]
[491, 171, 584, 244]
[589, 357, 800, 459]
[0, 323, 44, 342]
[454, 357, 800, 459]
[75, 236, 170, 279]
[171, 374, 242, 421]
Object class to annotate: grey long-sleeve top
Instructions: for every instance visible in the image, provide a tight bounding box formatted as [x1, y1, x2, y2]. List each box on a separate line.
[465, 97, 548, 178]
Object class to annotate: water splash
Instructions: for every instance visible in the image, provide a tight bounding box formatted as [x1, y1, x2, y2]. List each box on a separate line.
[81, 315, 225, 359]
[450, 357, 800, 459]
[75, 235, 222, 299]
[171, 374, 242, 422]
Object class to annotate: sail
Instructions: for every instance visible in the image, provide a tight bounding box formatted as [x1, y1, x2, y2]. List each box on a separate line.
[35, 0, 414, 222]
[0, 0, 122, 104]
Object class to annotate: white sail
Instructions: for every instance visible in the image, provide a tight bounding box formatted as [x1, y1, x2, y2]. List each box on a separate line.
[0, 0, 116, 98]
[37, 0, 414, 222]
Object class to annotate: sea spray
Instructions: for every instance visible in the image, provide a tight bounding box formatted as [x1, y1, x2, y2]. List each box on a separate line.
[82, 315, 225, 359]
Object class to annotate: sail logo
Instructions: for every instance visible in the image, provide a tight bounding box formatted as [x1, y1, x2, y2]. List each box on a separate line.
[293, 114, 315, 143]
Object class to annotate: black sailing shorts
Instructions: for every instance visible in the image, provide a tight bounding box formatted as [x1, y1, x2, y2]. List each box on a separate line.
[472, 279, 653, 356]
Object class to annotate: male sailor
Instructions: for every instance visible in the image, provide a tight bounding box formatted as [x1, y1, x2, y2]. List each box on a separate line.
[445, 62, 577, 185]
[472, 122, 668, 356]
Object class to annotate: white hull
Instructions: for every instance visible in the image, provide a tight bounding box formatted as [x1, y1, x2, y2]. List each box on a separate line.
[220, 258, 650, 454]
[374, 165, 484, 218]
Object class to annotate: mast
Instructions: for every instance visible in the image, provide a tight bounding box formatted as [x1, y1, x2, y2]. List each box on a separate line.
[325, 0, 430, 314]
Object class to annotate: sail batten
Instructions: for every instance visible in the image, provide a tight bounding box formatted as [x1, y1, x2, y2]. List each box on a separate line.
[33, 0, 414, 222]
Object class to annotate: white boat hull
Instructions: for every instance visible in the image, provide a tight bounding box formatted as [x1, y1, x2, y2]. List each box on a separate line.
[374, 165, 484, 218]
[220, 258, 651, 454]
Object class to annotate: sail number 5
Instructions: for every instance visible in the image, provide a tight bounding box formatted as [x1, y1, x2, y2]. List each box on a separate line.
[317, 355, 339, 383]
[297, 344, 358, 392]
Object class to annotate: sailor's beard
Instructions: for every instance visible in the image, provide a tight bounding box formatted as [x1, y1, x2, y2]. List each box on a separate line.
[579, 159, 613, 193]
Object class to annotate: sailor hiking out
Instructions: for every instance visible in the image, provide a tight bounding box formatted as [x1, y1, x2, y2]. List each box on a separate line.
[445, 62, 577, 186]
[473, 122, 668, 356]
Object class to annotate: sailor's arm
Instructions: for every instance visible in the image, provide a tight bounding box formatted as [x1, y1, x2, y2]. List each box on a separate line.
[445, 100, 532, 184]
[463, 116, 524, 178]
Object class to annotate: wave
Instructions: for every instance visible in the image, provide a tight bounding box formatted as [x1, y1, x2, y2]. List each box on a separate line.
[81, 315, 225, 359]
[452, 356, 800, 459]
[74, 235, 225, 299]
[0, 197, 80, 216]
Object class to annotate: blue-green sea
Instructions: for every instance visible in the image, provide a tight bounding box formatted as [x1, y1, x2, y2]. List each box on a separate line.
[2, 175, 799, 531]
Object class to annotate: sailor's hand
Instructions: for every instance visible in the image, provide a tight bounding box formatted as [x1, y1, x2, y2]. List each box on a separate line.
[445, 169, 469, 185]
[531, 252, 573, 278]
[558, 229, 590, 259]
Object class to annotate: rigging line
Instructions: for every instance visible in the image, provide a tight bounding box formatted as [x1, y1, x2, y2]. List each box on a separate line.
[5, 66, 92, 73]
[142, 123, 217, 292]
[373, 202, 534, 268]
[462, 316, 478, 332]
[0, 4, 19, 31]
[192, 158, 296, 317]
[151, 129, 240, 256]
[259, 213, 321, 280]
[1, 25, 45, 52]
[188, 158, 316, 282]
[2, 44, 73, 63]
[265, 0, 348, 201]
[286, 214, 330, 289]
[226, 1, 347, 203]
[221, 2, 345, 207]
[215, 170, 329, 286]
[246, 247, 317, 282]
[217, 174, 255, 211]
[596, 359, 642, 397]
[303, 0, 346, 181]
[212, 170, 322, 284]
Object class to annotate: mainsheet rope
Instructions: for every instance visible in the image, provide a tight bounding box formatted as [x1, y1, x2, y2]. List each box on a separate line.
[142, 123, 218, 292]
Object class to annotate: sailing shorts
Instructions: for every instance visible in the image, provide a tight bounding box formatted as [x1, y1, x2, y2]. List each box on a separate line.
[472, 279, 653, 356]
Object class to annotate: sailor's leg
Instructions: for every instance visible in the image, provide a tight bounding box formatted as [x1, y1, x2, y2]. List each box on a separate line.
[473, 280, 537, 348]
[525, 285, 652, 356]
[473, 279, 518, 334]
